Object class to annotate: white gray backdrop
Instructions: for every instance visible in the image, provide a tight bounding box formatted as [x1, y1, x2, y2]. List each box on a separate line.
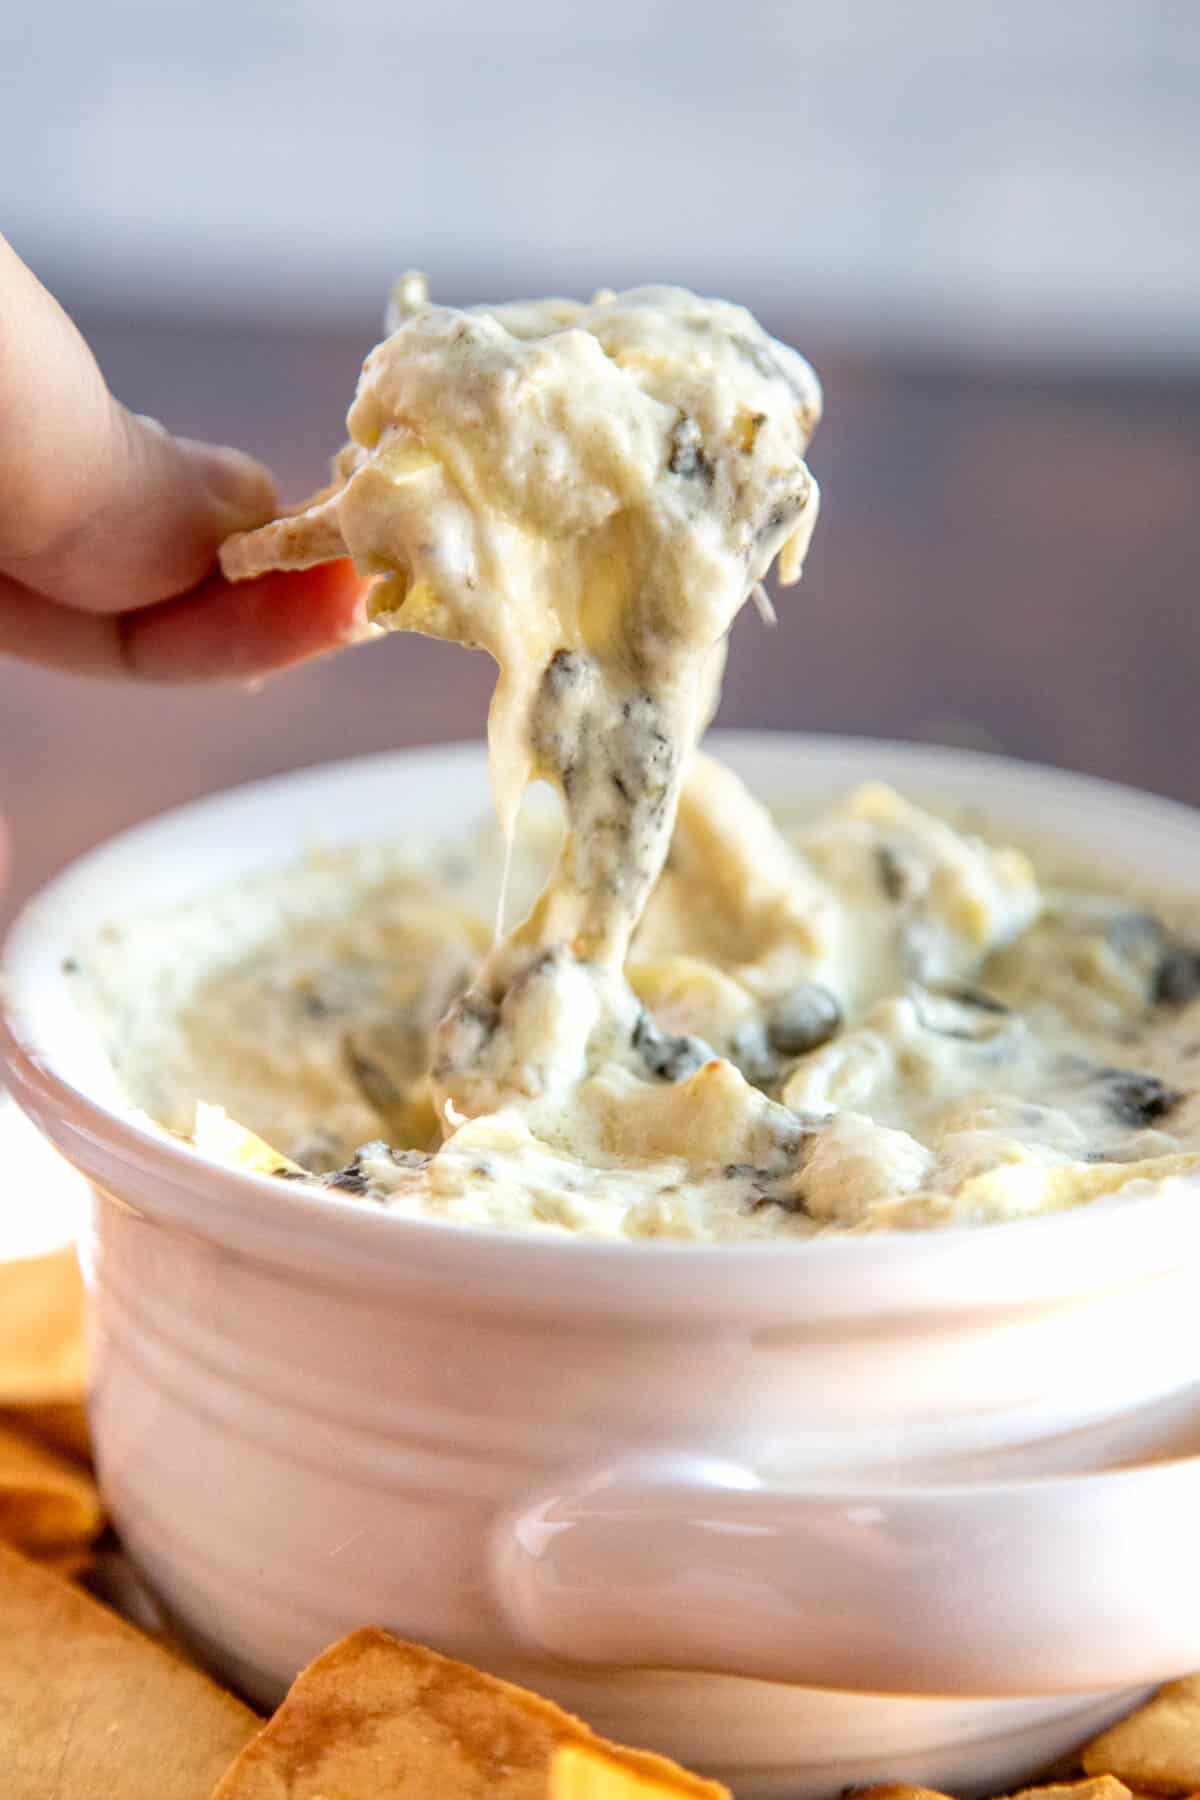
[3, 0, 1198, 364]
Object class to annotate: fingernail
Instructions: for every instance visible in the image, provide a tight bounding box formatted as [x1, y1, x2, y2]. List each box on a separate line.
[180, 439, 278, 529]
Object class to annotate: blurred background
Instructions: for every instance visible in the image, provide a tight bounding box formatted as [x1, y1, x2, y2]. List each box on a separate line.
[1, 0, 1198, 924]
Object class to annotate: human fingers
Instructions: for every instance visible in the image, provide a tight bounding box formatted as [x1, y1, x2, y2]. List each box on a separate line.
[0, 560, 370, 682]
[0, 235, 275, 614]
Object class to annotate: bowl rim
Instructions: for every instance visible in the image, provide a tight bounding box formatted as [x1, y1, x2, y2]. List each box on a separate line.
[5, 729, 1200, 1313]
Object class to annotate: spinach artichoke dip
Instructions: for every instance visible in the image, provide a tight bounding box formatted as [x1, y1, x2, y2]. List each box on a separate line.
[81, 278, 1200, 1239]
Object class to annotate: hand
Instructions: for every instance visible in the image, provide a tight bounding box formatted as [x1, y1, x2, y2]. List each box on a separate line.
[0, 235, 367, 681]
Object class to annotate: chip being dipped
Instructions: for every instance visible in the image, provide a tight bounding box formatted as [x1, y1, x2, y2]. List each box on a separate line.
[212, 1628, 729, 1799]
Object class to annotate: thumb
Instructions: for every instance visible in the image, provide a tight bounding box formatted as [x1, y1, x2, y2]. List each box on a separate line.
[0, 235, 276, 612]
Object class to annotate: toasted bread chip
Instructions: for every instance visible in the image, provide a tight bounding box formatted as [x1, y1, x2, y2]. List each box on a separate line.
[0, 1245, 84, 1407]
[0, 1416, 102, 1553]
[33, 1543, 94, 1579]
[213, 1628, 728, 1798]
[850, 1788, 956, 1800]
[1083, 1681, 1200, 1794]
[220, 480, 348, 580]
[3, 1399, 91, 1463]
[853, 1780, 1137, 1800]
[1009, 1780, 1134, 1800]
[0, 1247, 91, 1470]
[551, 1741, 725, 1798]
[0, 1541, 259, 1798]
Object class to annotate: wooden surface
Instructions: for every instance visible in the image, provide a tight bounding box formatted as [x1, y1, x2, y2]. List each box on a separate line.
[1, 312, 1198, 929]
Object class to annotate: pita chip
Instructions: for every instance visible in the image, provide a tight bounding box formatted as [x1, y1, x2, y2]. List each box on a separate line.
[214, 1628, 728, 1799]
[1008, 1781, 1134, 1800]
[3, 1398, 91, 1463]
[850, 1789, 956, 1800]
[0, 1245, 85, 1406]
[0, 1415, 102, 1553]
[0, 1541, 258, 1799]
[1082, 1679, 1200, 1794]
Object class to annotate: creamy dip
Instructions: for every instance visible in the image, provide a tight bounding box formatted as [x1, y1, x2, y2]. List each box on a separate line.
[76, 774, 1200, 1237]
[75, 278, 1200, 1239]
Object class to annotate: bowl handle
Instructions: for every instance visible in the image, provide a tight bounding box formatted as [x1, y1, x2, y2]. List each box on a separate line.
[491, 1451, 1200, 1696]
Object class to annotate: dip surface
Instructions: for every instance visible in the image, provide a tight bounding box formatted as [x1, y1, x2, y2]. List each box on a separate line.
[78, 279, 1200, 1239]
[78, 773, 1200, 1238]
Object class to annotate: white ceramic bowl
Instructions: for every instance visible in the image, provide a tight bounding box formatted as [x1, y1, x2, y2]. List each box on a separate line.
[6, 733, 1200, 1799]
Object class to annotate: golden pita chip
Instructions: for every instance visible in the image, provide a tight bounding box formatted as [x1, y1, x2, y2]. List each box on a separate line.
[550, 1742, 728, 1798]
[220, 474, 349, 580]
[33, 1544, 94, 1580]
[0, 1245, 84, 1406]
[850, 1789, 956, 1800]
[853, 1778, 1137, 1800]
[0, 1416, 102, 1553]
[213, 1628, 729, 1799]
[2, 1398, 91, 1463]
[1082, 1680, 1200, 1794]
[0, 1540, 259, 1799]
[1009, 1780, 1134, 1800]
